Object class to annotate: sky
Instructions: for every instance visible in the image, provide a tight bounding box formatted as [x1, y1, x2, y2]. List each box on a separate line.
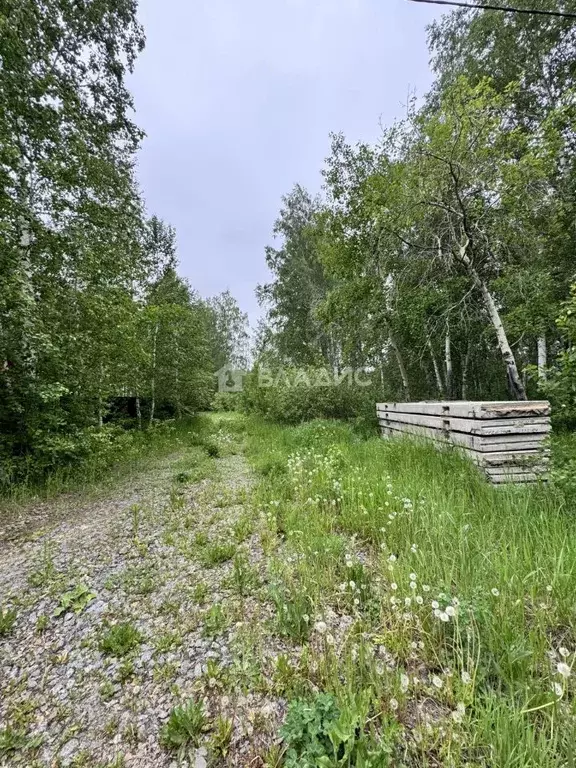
[129, 0, 444, 327]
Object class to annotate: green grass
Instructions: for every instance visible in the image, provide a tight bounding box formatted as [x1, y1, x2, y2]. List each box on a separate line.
[245, 416, 576, 767]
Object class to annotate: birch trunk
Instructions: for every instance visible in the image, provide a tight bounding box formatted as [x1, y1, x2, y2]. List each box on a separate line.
[537, 334, 547, 381]
[461, 341, 470, 400]
[444, 326, 453, 399]
[457, 247, 527, 401]
[389, 332, 411, 400]
[136, 393, 142, 430]
[149, 322, 159, 426]
[426, 336, 445, 397]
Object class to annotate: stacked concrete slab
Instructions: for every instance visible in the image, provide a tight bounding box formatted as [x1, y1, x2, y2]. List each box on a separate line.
[377, 401, 551, 484]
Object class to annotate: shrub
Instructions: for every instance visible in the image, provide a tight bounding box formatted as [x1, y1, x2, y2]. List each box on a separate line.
[241, 365, 382, 427]
[212, 392, 242, 412]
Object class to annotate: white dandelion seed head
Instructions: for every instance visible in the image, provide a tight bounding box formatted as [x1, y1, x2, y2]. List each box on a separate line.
[445, 606, 456, 617]
[431, 601, 439, 610]
[557, 662, 571, 679]
[491, 588, 500, 597]
[559, 647, 570, 658]
[315, 621, 327, 635]
[553, 682, 563, 697]
[432, 675, 443, 689]
[389, 698, 399, 711]
[461, 671, 471, 684]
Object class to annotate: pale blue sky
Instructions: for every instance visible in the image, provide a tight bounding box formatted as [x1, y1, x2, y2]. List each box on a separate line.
[129, 0, 444, 324]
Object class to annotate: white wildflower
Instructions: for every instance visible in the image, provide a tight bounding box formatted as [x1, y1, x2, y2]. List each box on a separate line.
[439, 611, 450, 622]
[559, 647, 570, 658]
[491, 588, 500, 597]
[415, 595, 423, 605]
[553, 682, 563, 697]
[431, 600, 439, 610]
[445, 606, 456, 617]
[410, 573, 417, 581]
[389, 698, 399, 711]
[432, 675, 443, 689]
[315, 621, 327, 635]
[461, 671, 471, 684]
[391, 582, 398, 591]
[557, 662, 571, 679]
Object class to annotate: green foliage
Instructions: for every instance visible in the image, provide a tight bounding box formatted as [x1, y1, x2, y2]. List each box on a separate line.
[212, 392, 243, 412]
[271, 586, 314, 643]
[202, 604, 227, 637]
[280, 693, 339, 767]
[201, 541, 236, 567]
[242, 366, 382, 425]
[208, 715, 233, 759]
[0, 725, 43, 756]
[99, 622, 143, 657]
[0, 606, 18, 637]
[160, 699, 207, 757]
[53, 584, 96, 617]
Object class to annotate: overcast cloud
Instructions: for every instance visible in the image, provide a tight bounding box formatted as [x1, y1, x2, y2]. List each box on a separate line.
[129, 0, 443, 325]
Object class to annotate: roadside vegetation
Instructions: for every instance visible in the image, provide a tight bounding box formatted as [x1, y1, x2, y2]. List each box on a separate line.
[2, 412, 576, 766]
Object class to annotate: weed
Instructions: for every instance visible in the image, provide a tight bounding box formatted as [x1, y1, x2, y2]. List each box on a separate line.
[117, 659, 135, 684]
[232, 514, 253, 542]
[231, 551, 258, 596]
[203, 604, 227, 637]
[100, 680, 116, 701]
[0, 725, 43, 756]
[28, 540, 57, 587]
[154, 631, 182, 654]
[192, 582, 208, 605]
[0, 606, 18, 637]
[99, 622, 143, 657]
[35, 613, 49, 633]
[53, 583, 96, 617]
[208, 715, 233, 759]
[201, 541, 236, 567]
[271, 587, 313, 643]
[160, 698, 207, 759]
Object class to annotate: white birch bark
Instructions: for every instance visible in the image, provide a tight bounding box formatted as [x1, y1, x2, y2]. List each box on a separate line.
[537, 334, 547, 381]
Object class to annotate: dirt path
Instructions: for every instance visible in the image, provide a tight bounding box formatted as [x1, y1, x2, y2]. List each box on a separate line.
[0, 445, 281, 767]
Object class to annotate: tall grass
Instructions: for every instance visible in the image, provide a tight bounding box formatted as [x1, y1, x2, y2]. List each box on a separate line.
[246, 417, 576, 767]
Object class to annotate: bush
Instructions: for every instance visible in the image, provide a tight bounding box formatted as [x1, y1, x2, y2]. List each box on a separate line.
[211, 392, 242, 412]
[241, 365, 382, 428]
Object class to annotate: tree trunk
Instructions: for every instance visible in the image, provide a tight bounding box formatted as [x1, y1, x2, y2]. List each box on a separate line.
[389, 332, 411, 400]
[459, 251, 527, 401]
[444, 326, 453, 399]
[537, 334, 547, 382]
[461, 341, 470, 400]
[136, 393, 142, 430]
[149, 322, 159, 426]
[426, 336, 445, 397]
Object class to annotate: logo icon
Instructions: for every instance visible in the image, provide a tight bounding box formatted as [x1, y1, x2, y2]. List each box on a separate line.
[216, 366, 246, 392]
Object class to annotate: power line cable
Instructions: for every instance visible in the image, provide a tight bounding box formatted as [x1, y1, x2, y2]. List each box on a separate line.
[407, 0, 576, 19]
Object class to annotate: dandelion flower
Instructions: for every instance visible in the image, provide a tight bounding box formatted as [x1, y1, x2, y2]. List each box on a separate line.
[389, 698, 399, 711]
[445, 606, 456, 617]
[353, 598, 360, 606]
[546, 585, 553, 593]
[439, 612, 450, 622]
[491, 588, 500, 597]
[415, 595, 423, 605]
[388, 554, 397, 563]
[410, 581, 417, 590]
[461, 671, 471, 684]
[404, 597, 412, 607]
[400, 673, 409, 692]
[326, 634, 335, 645]
[391, 582, 398, 591]
[338, 583, 346, 592]
[553, 682, 563, 697]
[410, 573, 417, 581]
[315, 621, 327, 634]
[432, 675, 443, 689]
[423, 584, 430, 592]
[431, 600, 439, 610]
[349, 580, 356, 590]
[557, 662, 571, 678]
[559, 647, 570, 658]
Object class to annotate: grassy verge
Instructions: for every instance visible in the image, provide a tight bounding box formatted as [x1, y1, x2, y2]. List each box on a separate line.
[245, 417, 576, 767]
[0, 415, 224, 508]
